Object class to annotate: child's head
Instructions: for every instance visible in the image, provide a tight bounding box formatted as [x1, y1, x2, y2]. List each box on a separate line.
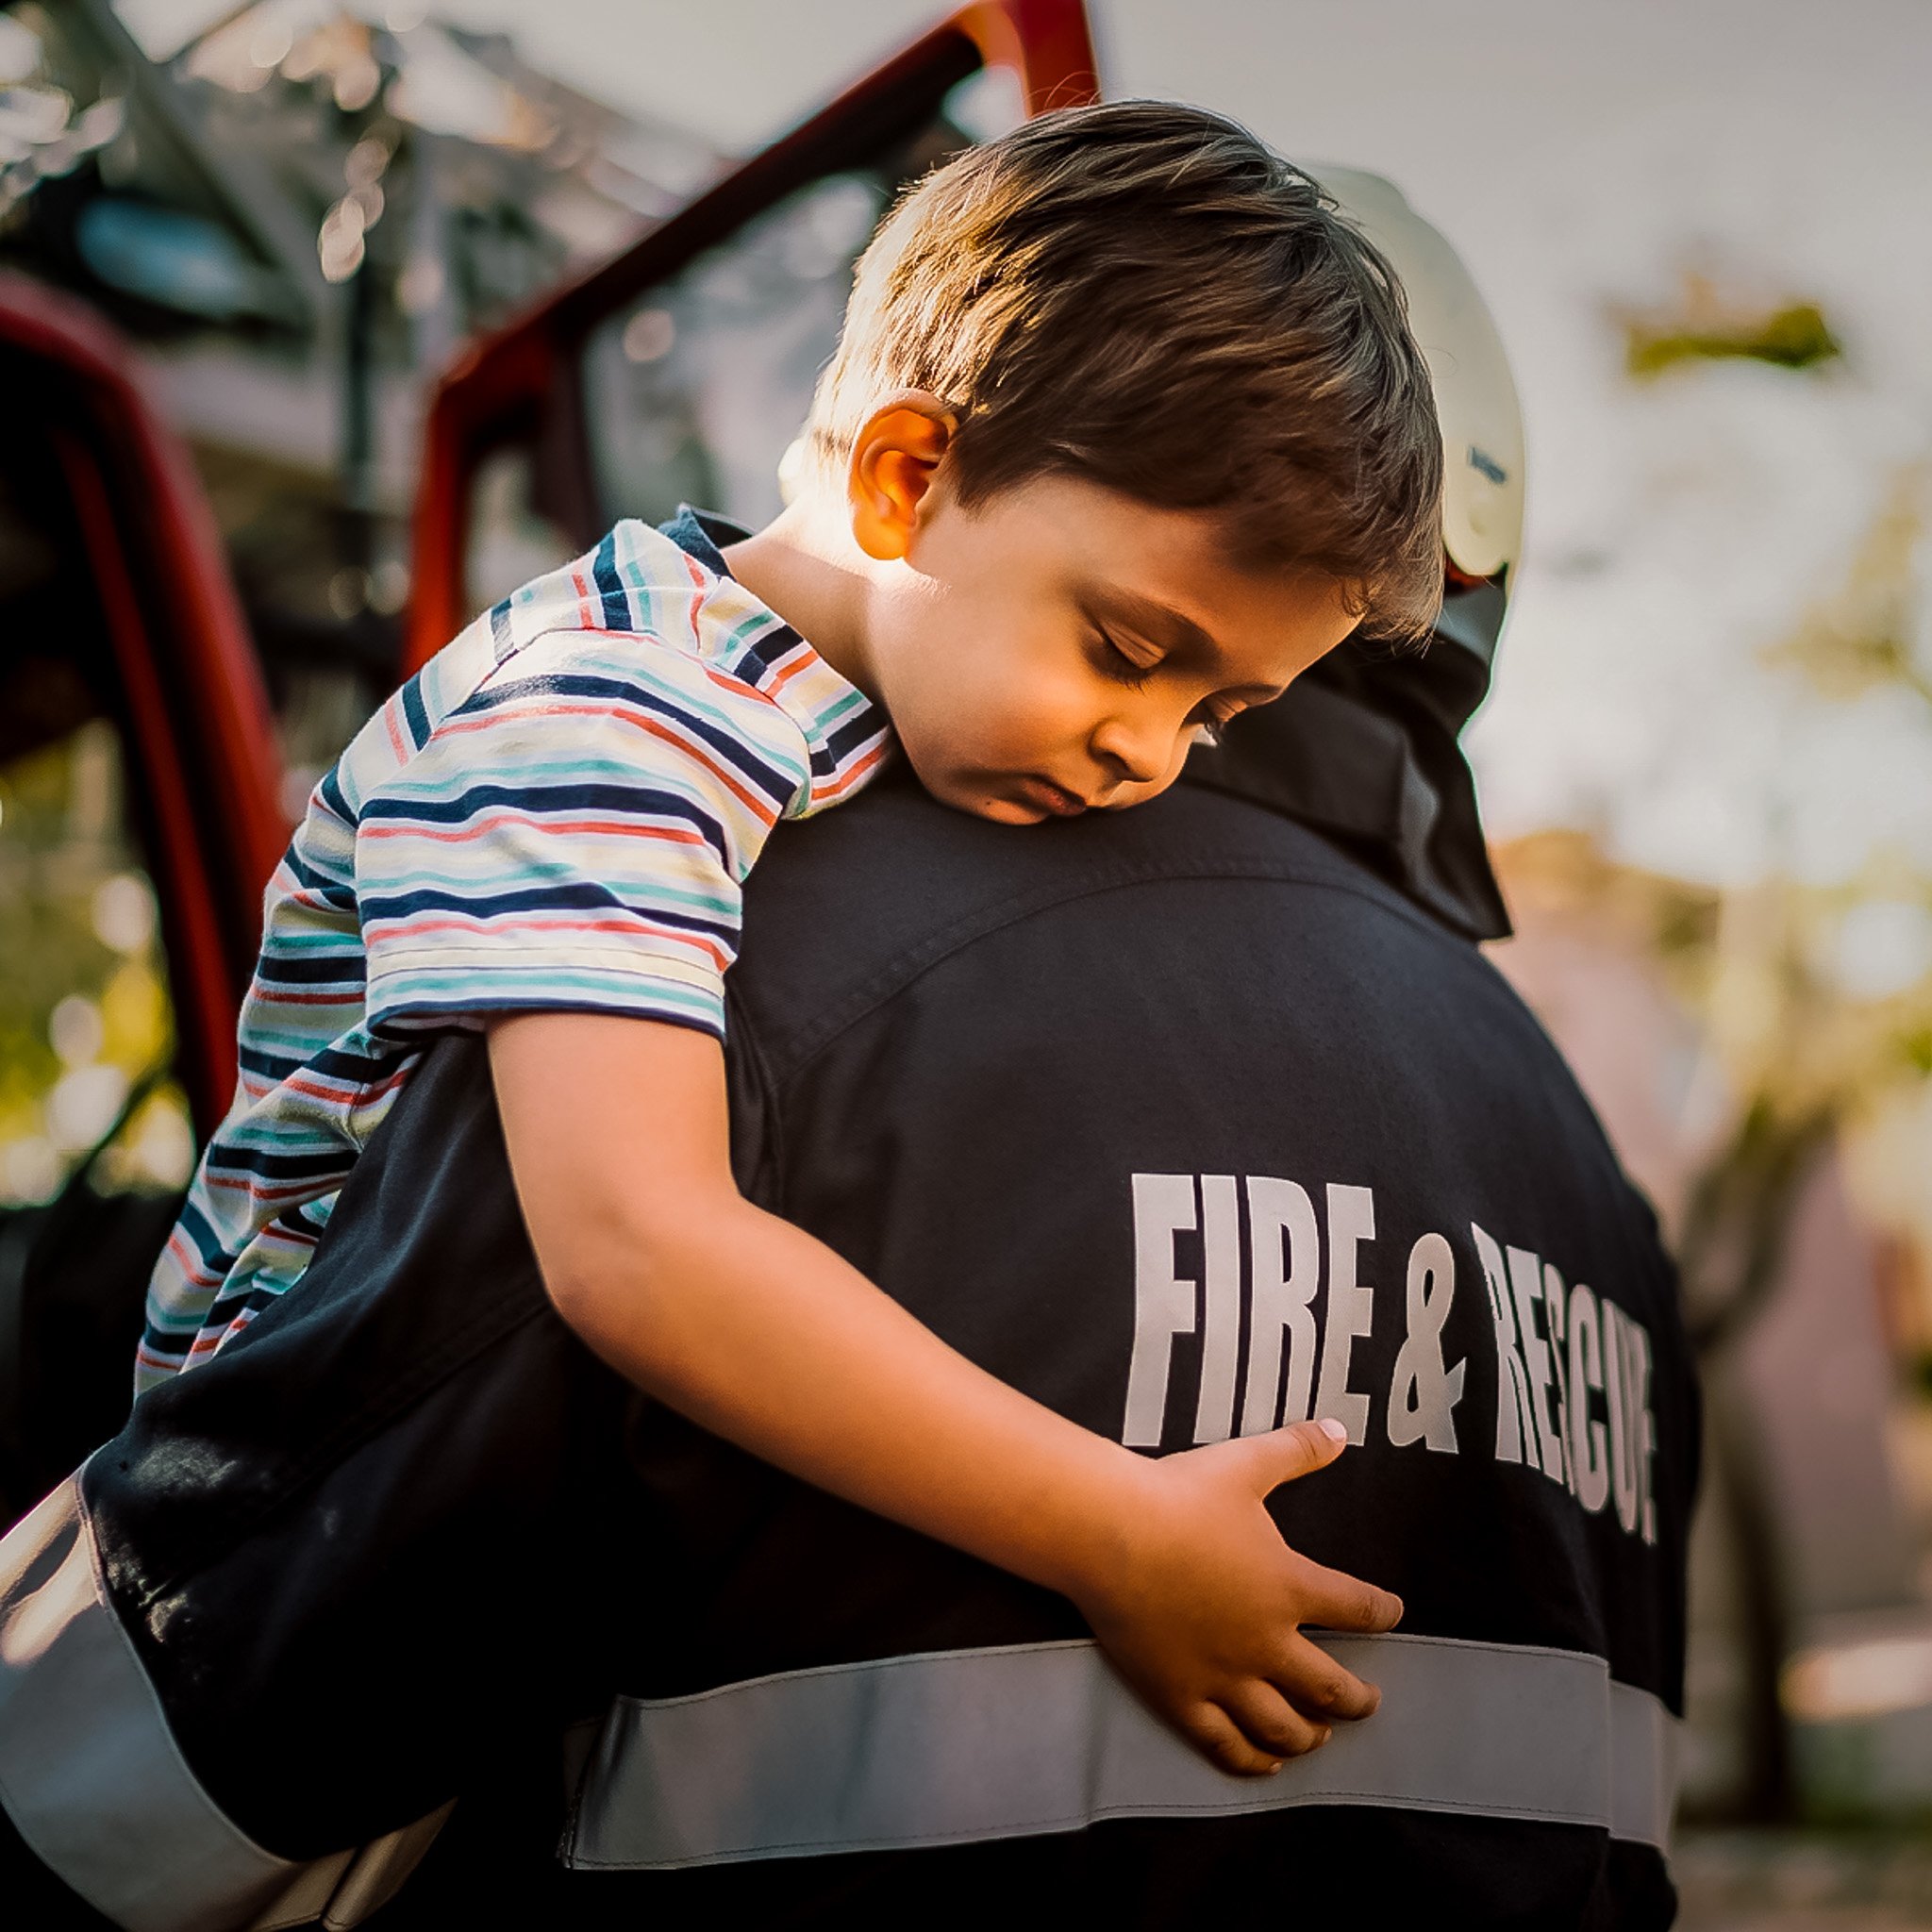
[801, 101, 1443, 824]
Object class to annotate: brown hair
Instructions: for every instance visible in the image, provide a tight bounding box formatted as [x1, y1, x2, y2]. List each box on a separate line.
[806, 100, 1444, 641]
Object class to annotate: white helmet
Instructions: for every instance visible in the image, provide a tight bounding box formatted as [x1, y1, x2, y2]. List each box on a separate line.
[1318, 165, 1525, 590]
[1192, 163, 1522, 941]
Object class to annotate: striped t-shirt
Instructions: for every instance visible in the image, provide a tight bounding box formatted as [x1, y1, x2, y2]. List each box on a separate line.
[137, 511, 890, 1391]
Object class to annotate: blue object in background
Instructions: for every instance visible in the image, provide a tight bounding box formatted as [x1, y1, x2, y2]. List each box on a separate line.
[75, 197, 280, 322]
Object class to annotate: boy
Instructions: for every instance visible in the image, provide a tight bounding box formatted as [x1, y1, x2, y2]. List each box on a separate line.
[139, 102, 1442, 1777]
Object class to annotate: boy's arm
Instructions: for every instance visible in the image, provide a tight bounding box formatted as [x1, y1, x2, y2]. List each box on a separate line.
[489, 1010, 1401, 1776]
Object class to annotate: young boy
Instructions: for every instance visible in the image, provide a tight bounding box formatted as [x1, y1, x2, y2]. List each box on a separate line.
[139, 102, 1442, 1778]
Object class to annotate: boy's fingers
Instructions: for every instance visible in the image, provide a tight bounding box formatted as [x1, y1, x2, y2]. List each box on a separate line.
[1220, 1681, 1332, 1761]
[1182, 1702, 1295, 1779]
[1271, 1629, 1381, 1723]
[1232, 1417, 1349, 1495]
[1289, 1555, 1404, 1634]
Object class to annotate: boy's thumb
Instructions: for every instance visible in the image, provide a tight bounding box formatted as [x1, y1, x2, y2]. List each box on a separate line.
[1240, 1417, 1350, 1496]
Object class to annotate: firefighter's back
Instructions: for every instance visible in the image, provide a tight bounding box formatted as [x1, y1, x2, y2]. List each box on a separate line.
[567, 773, 1695, 1928]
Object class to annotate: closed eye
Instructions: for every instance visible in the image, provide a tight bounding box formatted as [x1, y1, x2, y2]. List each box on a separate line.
[1091, 625, 1159, 690]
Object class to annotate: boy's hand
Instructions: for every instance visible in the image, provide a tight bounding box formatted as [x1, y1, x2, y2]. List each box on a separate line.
[1072, 1420, 1402, 1777]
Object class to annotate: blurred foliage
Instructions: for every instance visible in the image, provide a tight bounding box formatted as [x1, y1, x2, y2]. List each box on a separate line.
[0, 723, 190, 1208]
[1906, 1027, 1932, 1077]
[1672, 470, 1932, 1349]
[1599, 470, 1932, 1832]
[1621, 274, 1842, 380]
[1507, 467, 1932, 1350]
[1766, 469, 1932, 709]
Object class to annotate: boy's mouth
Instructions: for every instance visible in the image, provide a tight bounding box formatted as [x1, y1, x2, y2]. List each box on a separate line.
[1013, 774, 1089, 818]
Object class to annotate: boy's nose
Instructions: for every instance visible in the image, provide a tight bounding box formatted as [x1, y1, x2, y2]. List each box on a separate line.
[1090, 715, 1172, 789]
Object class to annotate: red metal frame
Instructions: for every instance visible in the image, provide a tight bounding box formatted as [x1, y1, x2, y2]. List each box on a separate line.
[0, 274, 286, 1133]
[404, 0, 1100, 672]
[53, 432, 242, 1136]
[0, 5, 1096, 1129]
[955, 0, 1104, 113]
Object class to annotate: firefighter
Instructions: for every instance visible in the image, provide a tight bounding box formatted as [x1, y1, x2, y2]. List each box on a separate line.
[0, 173, 1693, 1930]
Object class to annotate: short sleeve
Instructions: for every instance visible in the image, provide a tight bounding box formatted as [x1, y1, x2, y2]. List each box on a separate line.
[353, 629, 810, 1041]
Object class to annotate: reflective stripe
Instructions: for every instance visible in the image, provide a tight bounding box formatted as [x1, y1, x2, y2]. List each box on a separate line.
[0, 1474, 301, 1929]
[570, 1632, 1677, 1872]
[0, 1472, 439, 1932]
[1609, 1678, 1676, 1850]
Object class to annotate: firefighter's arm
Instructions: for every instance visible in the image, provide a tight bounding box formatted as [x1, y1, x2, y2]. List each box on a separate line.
[489, 1009, 1402, 1776]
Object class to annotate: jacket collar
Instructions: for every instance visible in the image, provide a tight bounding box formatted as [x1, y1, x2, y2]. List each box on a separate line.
[1186, 580, 1511, 941]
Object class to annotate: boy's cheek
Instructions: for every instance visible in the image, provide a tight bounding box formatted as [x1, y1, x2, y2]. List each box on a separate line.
[895, 701, 1025, 784]
[886, 732, 992, 817]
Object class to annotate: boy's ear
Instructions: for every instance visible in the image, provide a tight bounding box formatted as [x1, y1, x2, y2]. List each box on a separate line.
[847, 392, 957, 562]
